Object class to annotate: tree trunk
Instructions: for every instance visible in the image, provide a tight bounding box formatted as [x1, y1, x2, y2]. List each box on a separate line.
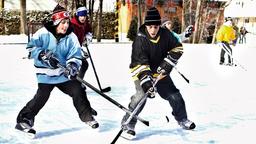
[181, 0, 185, 32]
[97, 0, 103, 42]
[89, 0, 95, 27]
[137, 0, 142, 31]
[192, 0, 201, 43]
[64, 0, 68, 9]
[189, 0, 193, 25]
[83, 0, 87, 7]
[198, 3, 209, 43]
[71, 0, 75, 14]
[212, 9, 221, 44]
[20, 0, 26, 34]
[0, 0, 4, 10]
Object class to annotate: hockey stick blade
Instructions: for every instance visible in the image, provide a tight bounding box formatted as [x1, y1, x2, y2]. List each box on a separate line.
[101, 86, 111, 92]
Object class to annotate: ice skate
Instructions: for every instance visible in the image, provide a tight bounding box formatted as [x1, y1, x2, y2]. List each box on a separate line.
[85, 117, 99, 129]
[121, 125, 136, 140]
[178, 118, 196, 130]
[15, 118, 36, 138]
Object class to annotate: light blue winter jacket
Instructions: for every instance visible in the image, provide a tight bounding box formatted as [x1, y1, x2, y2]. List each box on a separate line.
[26, 27, 82, 84]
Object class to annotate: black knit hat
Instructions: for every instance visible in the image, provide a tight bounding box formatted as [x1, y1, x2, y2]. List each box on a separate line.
[144, 7, 161, 26]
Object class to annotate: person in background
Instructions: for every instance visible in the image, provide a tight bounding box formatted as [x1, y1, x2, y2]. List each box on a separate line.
[239, 26, 248, 44]
[15, 4, 99, 136]
[161, 18, 194, 42]
[70, 5, 92, 79]
[216, 17, 236, 66]
[120, 7, 196, 140]
[232, 24, 239, 45]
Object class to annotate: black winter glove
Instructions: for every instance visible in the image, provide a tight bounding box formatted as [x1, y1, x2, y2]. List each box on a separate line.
[157, 58, 174, 75]
[184, 25, 194, 38]
[139, 74, 155, 98]
[39, 49, 59, 69]
[64, 62, 79, 80]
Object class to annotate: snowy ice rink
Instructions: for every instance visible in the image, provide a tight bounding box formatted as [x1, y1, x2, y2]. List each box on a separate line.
[0, 37, 256, 144]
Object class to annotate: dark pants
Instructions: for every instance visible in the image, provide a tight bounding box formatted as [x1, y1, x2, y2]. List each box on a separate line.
[78, 58, 89, 79]
[122, 76, 188, 128]
[220, 42, 232, 64]
[17, 80, 94, 124]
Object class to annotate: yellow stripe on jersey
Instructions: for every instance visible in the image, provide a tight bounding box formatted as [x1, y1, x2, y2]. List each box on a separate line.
[170, 46, 183, 53]
[130, 65, 151, 80]
[149, 36, 160, 43]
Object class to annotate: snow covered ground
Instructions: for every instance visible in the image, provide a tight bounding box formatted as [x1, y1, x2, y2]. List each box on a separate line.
[0, 39, 256, 144]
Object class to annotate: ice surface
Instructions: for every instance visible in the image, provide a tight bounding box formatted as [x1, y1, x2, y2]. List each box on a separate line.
[0, 38, 256, 144]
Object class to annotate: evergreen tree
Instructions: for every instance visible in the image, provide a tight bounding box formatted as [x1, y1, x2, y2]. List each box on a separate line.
[127, 16, 138, 41]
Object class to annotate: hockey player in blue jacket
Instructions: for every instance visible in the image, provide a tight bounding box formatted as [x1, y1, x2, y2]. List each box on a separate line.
[15, 5, 98, 137]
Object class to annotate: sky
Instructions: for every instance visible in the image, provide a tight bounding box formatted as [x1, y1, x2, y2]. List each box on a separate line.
[0, 34, 256, 143]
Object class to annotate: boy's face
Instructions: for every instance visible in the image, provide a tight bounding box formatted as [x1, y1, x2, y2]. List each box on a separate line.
[56, 19, 69, 34]
[78, 16, 86, 23]
[145, 25, 160, 38]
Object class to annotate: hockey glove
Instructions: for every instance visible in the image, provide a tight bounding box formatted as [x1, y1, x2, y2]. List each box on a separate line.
[157, 57, 175, 75]
[138, 72, 155, 98]
[39, 49, 59, 69]
[184, 25, 194, 38]
[85, 32, 93, 44]
[64, 62, 79, 80]
[81, 49, 90, 59]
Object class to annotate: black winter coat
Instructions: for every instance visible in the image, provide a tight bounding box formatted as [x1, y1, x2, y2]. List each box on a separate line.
[130, 24, 182, 74]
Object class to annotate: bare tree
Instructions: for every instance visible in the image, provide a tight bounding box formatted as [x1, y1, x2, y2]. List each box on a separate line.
[64, 0, 68, 9]
[198, 2, 209, 43]
[96, 0, 103, 42]
[192, 0, 202, 43]
[137, 0, 142, 30]
[181, 0, 186, 32]
[0, 0, 4, 10]
[83, 0, 87, 7]
[89, 0, 95, 26]
[20, 0, 26, 34]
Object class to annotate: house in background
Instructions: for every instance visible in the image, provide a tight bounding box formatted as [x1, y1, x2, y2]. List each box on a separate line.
[117, 0, 227, 43]
[117, 0, 183, 42]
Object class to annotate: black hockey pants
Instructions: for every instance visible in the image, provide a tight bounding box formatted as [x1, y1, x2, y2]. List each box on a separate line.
[17, 80, 93, 124]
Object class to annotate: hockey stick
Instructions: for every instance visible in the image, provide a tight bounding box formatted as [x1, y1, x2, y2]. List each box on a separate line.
[173, 66, 190, 83]
[76, 76, 149, 126]
[83, 43, 111, 92]
[110, 74, 163, 144]
[168, 59, 190, 83]
[111, 95, 148, 144]
[57, 64, 149, 126]
[219, 43, 247, 71]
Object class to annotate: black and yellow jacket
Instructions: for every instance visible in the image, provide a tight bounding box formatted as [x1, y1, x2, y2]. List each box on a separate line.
[130, 24, 183, 80]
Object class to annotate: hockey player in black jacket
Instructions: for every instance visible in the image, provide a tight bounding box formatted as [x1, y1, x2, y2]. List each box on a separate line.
[121, 7, 196, 139]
